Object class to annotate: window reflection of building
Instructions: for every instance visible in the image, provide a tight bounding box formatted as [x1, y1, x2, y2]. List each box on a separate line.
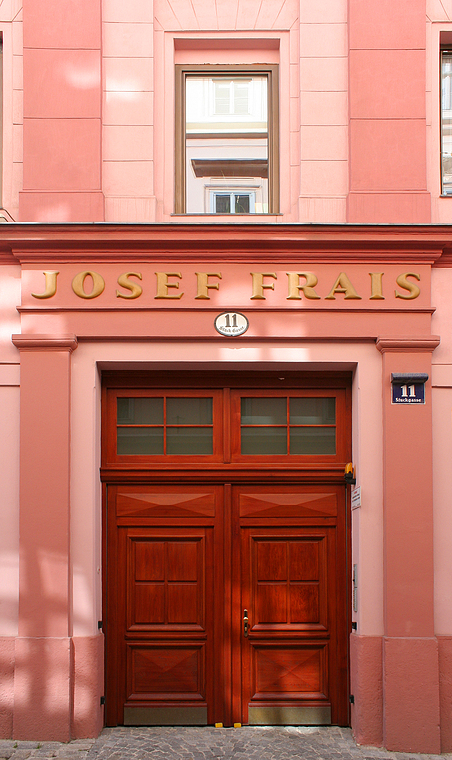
[185, 75, 269, 214]
[441, 51, 452, 194]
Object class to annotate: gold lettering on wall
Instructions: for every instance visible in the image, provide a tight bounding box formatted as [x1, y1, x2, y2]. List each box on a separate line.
[195, 272, 222, 299]
[369, 273, 384, 300]
[72, 271, 105, 299]
[31, 271, 59, 299]
[286, 272, 321, 300]
[394, 272, 421, 300]
[155, 272, 184, 299]
[250, 272, 277, 300]
[116, 272, 143, 299]
[29, 268, 424, 304]
[325, 272, 362, 300]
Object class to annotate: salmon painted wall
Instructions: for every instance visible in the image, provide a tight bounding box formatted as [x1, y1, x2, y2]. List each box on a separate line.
[19, 0, 103, 221]
[0, 264, 20, 739]
[0, 265, 20, 640]
[431, 267, 452, 634]
[0, 0, 450, 222]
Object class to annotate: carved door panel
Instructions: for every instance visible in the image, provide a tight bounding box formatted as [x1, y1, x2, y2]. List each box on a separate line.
[233, 485, 348, 726]
[105, 485, 223, 726]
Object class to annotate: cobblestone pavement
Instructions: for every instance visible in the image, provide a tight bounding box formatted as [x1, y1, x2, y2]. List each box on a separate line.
[1, 727, 451, 760]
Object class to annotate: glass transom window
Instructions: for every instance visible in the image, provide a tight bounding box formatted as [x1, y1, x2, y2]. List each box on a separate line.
[117, 397, 213, 455]
[240, 397, 336, 455]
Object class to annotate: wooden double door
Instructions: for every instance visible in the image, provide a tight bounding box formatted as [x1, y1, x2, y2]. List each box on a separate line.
[105, 481, 348, 727]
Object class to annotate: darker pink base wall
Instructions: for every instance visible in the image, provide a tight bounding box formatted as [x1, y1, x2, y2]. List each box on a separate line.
[13, 637, 73, 741]
[350, 634, 383, 746]
[438, 636, 452, 752]
[0, 638, 15, 737]
[0, 635, 104, 741]
[72, 635, 104, 738]
[351, 634, 446, 753]
[384, 637, 440, 753]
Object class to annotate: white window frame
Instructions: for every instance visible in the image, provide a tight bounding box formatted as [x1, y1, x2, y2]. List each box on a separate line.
[209, 189, 256, 214]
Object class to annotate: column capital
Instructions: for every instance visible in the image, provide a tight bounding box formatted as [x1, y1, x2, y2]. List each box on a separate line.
[12, 334, 78, 352]
[376, 335, 440, 354]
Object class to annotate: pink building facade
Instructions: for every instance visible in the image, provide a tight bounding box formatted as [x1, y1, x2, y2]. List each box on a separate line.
[1, 0, 452, 753]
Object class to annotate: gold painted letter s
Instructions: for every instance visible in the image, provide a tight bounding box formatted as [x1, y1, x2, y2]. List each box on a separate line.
[394, 273, 421, 300]
[31, 271, 59, 299]
[116, 272, 143, 299]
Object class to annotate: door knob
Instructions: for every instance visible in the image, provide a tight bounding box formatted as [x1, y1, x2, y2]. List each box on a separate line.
[243, 609, 249, 637]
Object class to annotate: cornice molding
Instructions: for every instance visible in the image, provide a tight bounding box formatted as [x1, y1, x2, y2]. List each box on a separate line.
[376, 335, 441, 353]
[12, 334, 78, 352]
[0, 222, 449, 264]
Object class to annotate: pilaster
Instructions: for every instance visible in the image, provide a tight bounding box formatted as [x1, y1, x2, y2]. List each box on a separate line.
[11, 333, 77, 741]
[376, 334, 440, 752]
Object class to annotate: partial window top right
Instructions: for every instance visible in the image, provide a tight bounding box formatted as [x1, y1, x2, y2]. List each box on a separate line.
[441, 50, 452, 195]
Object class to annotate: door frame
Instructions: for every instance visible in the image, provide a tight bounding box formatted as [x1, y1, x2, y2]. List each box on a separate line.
[101, 371, 352, 727]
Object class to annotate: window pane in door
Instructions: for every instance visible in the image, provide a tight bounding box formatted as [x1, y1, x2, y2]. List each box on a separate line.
[241, 397, 286, 425]
[290, 427, 336, 455]
[117, 397, 163, 424]
[117, 427, 164, 455]
[241, 427, 287, 454]
[166, 397, 213, 425]
[167, 427, 213, 454]
[289, 398, 335, 425]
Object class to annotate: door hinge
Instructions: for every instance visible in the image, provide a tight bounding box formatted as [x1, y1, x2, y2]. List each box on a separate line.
[349, 694, 355, 704]
[98, 620, 103, 629]
[100, 696, 105, 706]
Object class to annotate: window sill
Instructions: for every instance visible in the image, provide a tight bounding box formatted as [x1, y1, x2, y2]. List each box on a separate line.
[170, 213, 283, 219]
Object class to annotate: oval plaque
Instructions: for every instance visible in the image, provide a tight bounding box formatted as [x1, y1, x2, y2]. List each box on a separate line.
[214, 312, 249, 337]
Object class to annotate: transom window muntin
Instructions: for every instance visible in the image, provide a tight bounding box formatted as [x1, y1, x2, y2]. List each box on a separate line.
[175, 65, 279, 215]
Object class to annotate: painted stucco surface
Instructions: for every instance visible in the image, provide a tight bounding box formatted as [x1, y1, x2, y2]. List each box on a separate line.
[0, 0, 452, 752]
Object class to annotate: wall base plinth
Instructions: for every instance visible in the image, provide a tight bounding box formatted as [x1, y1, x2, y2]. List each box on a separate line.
[0, 636, 104, 741]
[72, 635, 104, 739]
[350, 634, 383, 747]
[0, 637, 15, 738]
[438, 636, 452, 752]
[13, 637, 73, 741]
[384, 636, 440, 753]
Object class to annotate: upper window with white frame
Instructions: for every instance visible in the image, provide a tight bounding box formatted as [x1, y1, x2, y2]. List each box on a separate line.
[175, 65, 279, 215]
[441, 50, 452, 195]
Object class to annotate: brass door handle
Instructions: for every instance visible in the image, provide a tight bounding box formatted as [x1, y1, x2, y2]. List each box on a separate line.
[243, 609, 249, 637]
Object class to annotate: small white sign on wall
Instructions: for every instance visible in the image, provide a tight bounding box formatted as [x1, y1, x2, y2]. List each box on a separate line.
[351, 486, 361, 510]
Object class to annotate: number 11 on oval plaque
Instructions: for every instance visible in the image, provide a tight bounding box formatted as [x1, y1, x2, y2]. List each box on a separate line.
[214, 312, 249, 337]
